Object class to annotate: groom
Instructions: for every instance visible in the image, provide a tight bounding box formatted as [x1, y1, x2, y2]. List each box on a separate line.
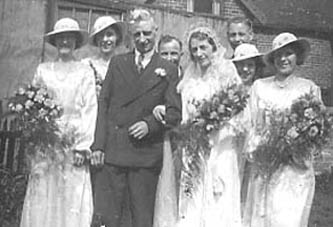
[91, 9, 182, 227]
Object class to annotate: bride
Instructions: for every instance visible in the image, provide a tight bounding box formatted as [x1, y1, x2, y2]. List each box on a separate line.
[154, 24, 243, 227]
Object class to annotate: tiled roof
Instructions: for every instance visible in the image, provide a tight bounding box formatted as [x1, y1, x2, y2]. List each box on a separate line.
[241, 0, 333, 32]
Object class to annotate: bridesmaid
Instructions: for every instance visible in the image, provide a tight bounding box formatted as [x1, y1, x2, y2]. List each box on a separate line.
[232, 43, 264, 91]
[243, 32, 321, 227]
[20, 18, 97, 227]
[83, 15, 126, 226]
[82, 15, 126, 97]
[231, 43, 264, 215]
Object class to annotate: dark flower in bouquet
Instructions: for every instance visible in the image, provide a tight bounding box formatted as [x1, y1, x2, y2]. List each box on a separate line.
[170, 84, 249, 196]
[250, 111, 290, 179]
[6, 84, 74, 165]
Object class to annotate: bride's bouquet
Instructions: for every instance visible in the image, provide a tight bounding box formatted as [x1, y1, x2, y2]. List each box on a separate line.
[6, 84, 74, 167]
[171, 84, 249, 196]
[199, 84, 249, 132]
[250, 92, 333, 178]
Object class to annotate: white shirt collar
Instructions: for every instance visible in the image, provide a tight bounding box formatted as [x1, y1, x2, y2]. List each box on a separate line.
[135, 48, 155, 68]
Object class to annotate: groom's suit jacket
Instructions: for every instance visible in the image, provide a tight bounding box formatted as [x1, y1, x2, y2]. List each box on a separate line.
[92, 51, 182, 168]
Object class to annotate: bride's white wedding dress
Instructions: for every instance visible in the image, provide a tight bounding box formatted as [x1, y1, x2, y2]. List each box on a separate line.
[154, 51, 243, 227]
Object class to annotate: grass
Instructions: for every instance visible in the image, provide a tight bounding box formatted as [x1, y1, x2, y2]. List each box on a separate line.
[309, 170, 333, 227]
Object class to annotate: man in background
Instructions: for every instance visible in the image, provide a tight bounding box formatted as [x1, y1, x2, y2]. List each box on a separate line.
[158, 34, 183, 77]
[227, 16, 253, 53]
[153, 34, 183, 123]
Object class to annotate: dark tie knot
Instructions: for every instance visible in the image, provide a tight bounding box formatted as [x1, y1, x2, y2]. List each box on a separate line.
[137, 53, 144, 73]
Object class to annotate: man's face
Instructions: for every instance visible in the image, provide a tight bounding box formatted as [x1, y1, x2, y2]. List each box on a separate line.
[159, 40, 182, 66]
[227, 22, 253, 50]
[132, 20, 157, 54]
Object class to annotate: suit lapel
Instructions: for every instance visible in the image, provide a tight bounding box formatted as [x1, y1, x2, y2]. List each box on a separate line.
[121, 52, 139, 85]
[138, 52, 161, 90]
[121, 52, 163, 106]
[117, 53, 141, 105]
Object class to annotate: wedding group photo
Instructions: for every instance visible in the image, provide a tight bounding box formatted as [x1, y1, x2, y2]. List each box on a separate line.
[1, 0, 333, 227]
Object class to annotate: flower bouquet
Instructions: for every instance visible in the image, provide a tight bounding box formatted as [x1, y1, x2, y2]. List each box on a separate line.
[250, 110, 290, 179]
[199, 84, 249, 132]
[6, 84, 74, 168]
[170, 84, 249, 196]
[285, 92, 333, 169]
[251, 92, 333, 178]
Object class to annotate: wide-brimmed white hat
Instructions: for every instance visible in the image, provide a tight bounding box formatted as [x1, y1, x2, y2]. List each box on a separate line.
[264, 32, 310, 66]
[45, 17, 88, 49]
[232, 43, 263, 63]
[90, 16, 126, 46]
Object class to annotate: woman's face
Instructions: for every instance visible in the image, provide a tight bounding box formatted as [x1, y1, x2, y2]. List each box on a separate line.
[235, 58, 256, 86]
[273, 46, 297, 76]
[55, 32, 76, 57]
[190, 38, 215, 70]
[95, 26, 118, 54]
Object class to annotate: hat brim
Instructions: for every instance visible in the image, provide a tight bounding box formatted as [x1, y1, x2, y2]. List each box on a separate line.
[90, 21, 127, 46]
[45, 29, 89, 49]
[264, 39, 310, 66]
[232, 53, 263, 62]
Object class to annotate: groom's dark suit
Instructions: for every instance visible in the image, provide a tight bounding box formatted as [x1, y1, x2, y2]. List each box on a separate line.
[92, 51, 181, 227]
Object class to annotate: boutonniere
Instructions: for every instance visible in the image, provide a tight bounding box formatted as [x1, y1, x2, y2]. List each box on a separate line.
[155, 68, 167, 77]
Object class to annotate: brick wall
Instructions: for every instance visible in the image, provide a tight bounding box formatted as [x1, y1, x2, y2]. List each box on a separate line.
[221, 0, 247, 18]
[152, 0, 187, 10]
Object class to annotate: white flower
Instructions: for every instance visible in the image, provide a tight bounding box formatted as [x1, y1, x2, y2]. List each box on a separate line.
[287, 126, 299, 139]
[15, 104, 24, 112]
[50, 109, 59, 117]
[24, 100, 34, 109]
[27, 91, 35, 99]
[17, 87, 26, 95]
[155, 68, 167, 77]
[34, 94, 45, 103]
[38, 108, 48, 118]
[304, 107, 316, 120]
[44, 98, 55, 108]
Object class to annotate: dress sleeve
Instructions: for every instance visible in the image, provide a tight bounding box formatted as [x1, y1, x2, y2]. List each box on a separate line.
[32, 64, 44, 86]
[312, 82, 323, 103]
[242, 81, 262, 154]
[74, 67, 98, 152]
[219, 58, 242, 87]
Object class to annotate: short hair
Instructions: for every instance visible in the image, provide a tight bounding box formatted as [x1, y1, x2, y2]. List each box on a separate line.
[158, 35, 183, 51]
[227, 16, 253, 31]
[128, 9, 157, 29]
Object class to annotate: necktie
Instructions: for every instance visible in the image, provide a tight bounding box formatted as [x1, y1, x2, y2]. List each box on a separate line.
[137, 53, 144, 73]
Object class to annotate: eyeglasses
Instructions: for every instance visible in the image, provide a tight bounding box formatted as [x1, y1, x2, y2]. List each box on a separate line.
[133, 31, 153, 38]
